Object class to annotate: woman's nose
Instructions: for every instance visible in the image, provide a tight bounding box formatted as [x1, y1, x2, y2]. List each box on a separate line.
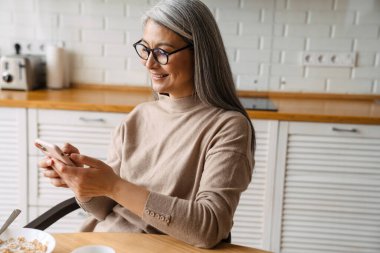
[145, 53, 158, 69]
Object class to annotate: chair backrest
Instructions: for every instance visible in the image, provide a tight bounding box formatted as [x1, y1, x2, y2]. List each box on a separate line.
[24, 197, 79, 231]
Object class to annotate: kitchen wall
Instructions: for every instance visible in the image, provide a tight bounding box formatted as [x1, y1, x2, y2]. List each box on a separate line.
[0, 0, 379, 94]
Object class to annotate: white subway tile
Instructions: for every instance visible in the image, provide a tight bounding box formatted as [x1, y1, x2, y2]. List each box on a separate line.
[82, 2, 124, 16]
[82, 30, 124, 43]
[36, 27, 80, 42]
[217, 9, 260, 22]
[358, 11, 380, 24]
[81, 56, 125, 70]
[236, 75, 269, 91]
[16, 13, 58, 27]
[273, 37, 305, 50]
[241, 23, 272, 36]
[237, 49, 271, 62]
[275, 0, 287, 10]
[230, 62, 259, 75]
[274, 24, 285, 36]
[356, 39, 380, 52]
[202, 0, 239, 8]
[218, 21, 239, 35]
[275, 11, 307, 24]
[105, 70, 147, 85]
[259, 36, 272, 50]
[126, 31, 143, 45]
[327, 78, 373, 93]
[73, 68, 104, 84]
[287, 0, 334, 11]
[1, 25, 35, 40]
[106, 17, 143, 31]
[281, 51, 302, 64]
[356, 52, 377, 67]
[261, 10, 275, 24]
[38, 0, 80, 14]
[309, 11, 356, 25]
[126, 4, 151, 18]
[241, 0, 274, 9]
[286, 24, 330, 37]
[0, 12, 12, 25]
[66, 42, 102, 56]
[223, 35, 260, 49]
[272, 77, 326, 92]
[61, 15, 103, 29]
[271, 51, 282, 63]
[2, 0, 34, 12]
[105, 44, 131, 57]
[333, 25, 378, 38]
[271, 64, 304, 76]
[308, 38, 353, 51]
[353, 67, 380, 79]
[306, 67, 351, 78]
[225, 48, 237, 62]
[336, 0, 380, 11]
[127, 58, 146, 71]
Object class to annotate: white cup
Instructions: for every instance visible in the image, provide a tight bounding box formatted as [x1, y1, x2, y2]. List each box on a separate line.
[71, 245, 115, 253]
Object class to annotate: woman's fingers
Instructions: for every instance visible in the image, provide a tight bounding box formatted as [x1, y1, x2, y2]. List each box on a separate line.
[50, 178, 68, 188]
[70, 153, 106, 169]
[38, 157, 53, 169]
[61, 143, 80, 154]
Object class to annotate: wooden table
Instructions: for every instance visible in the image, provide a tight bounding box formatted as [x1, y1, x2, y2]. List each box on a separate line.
[53, 233, 271, 253]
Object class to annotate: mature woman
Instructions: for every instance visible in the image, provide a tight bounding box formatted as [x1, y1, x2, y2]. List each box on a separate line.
[41, 0, 255, 248]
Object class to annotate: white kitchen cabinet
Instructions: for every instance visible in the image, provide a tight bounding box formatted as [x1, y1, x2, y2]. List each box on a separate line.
[231, 119, 279, 250]
[0, 108, 27, 227]
[27, 109, 126, 232]
[273, 122, 380, 253]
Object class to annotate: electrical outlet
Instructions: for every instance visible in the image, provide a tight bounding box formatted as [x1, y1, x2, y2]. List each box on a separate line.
[302, 51, 356, 67]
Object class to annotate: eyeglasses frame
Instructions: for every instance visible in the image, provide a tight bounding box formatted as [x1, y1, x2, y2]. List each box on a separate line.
[133, 39, 193, 65]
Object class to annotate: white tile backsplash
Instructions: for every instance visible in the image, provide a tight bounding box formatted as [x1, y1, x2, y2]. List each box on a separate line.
[0, 0, 379, 94]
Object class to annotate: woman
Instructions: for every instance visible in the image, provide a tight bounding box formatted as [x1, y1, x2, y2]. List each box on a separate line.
[40, 0, 255, 248]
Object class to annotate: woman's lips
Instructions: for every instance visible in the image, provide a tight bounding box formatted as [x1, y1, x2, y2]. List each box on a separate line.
[151, 73, 169, 80]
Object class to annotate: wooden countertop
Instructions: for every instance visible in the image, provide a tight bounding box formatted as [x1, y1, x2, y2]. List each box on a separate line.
[53, 233, 271, 253]
[1, 85, 380, 124]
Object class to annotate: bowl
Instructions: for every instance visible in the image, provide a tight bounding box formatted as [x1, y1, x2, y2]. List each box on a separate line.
[0, 227, 55, 253]
[71, 245, 115, 253]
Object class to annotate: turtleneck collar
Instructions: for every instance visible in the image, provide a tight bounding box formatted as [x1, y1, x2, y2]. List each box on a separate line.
[157, 93, 202, 113]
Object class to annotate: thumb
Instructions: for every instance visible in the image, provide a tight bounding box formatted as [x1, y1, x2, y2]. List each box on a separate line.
[70, 153, 105, 169]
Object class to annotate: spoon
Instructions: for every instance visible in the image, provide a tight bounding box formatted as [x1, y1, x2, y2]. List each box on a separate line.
[0, 209, 21, 236]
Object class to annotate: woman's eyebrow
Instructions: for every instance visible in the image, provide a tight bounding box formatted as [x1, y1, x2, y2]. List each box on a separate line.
[140, 39, 175, 48]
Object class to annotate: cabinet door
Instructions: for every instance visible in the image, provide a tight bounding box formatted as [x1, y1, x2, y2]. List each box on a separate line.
[27, 109, 125, 232]
[0, 108, 27, 226]
[273, 122, 380, 253]
[231, 120, 278, 250]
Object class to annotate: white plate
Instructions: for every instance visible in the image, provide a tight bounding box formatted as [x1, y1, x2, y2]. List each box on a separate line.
[0, 228, 56, 253]
[71, 245, 115, 253]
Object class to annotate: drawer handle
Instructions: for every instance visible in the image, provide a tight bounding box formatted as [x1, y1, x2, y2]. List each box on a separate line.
[79, 117, 105, 123]
[332, 127, 358, 133]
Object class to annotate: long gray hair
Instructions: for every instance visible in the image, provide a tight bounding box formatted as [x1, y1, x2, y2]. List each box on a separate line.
[143, 0, 255, 154]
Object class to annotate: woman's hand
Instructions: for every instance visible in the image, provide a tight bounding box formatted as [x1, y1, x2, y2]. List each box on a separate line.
[38, 143, 81, 188]
[50, 154, 121, 202]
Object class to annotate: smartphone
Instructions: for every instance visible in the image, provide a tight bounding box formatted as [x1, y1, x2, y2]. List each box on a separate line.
[34, 138, 75, 166]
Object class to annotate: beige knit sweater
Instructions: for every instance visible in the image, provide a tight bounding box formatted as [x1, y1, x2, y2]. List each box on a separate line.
[78, 94, 254, 248]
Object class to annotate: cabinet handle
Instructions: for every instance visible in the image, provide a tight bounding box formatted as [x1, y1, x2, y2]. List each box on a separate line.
[79, 117, 105, 123]
[332, 127, 358, 133]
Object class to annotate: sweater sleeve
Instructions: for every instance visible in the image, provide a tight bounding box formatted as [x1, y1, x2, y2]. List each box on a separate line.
[77, 121, 125, 220]
[141, 115, 254, 248]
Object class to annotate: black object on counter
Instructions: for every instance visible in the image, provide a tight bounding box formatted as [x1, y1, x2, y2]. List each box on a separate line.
[239, 97, 278, 111]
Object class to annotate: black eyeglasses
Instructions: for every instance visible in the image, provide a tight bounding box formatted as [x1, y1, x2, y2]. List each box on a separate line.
[133, 39, 193, 65]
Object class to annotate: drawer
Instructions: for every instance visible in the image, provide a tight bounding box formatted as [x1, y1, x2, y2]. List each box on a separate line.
[288, 122, 380, 138]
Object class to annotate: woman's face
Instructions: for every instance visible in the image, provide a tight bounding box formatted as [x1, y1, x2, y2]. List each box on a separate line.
[141, 19, 194, 98]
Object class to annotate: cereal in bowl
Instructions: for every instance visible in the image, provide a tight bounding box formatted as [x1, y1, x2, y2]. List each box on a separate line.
[0, 236, 47, 253]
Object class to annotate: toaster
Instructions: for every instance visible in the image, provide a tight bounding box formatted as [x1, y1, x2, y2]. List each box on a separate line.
[0, 44, 46, 90]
